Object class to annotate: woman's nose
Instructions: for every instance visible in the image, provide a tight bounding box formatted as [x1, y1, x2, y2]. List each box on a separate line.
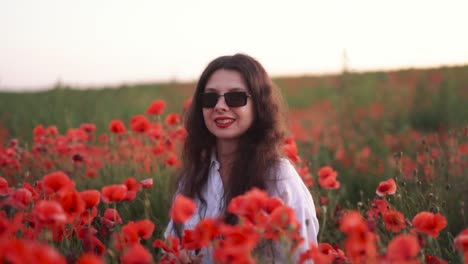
[213, 95, 229, 111]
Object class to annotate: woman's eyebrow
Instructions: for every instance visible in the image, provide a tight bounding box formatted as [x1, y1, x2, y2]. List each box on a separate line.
[204, 87, 246, 92]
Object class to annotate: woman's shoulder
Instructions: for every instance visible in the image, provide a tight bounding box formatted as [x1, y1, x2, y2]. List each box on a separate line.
[269, 157, 299, 181]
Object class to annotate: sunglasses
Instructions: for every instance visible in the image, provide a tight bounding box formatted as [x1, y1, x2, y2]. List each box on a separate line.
[200, 91, 251, 108]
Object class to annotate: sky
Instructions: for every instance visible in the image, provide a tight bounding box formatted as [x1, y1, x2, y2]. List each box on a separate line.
[1, 0, 468, 91]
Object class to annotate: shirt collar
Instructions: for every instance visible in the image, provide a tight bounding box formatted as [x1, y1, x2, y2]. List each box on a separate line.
[210, 149, 220, 170]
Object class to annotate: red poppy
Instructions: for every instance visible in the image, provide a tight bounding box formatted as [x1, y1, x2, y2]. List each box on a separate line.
[145, 99, 166, 115]
[183, 97, 192, 111]
[189, 218, 220, 249]
[213, 224, 259, 264]
[130, 115, 151, 133]
[165, 113, 181, 126]
[318, 166, 340, 190]
[122, 219, 155, 240]
[101, 184, 128, 203]
[454, 229, 468, 255]
[120, 243, 153, 264]
[140, 178, 153, 189]
[109, 119, 126, 134]
[0, 176, 11, 195]
[80, 123, 96, 133]
[370, 198, 390, 216]
[383, 209, 406, 233]
[41, 171, 75, 196]
[318, 243, 346, 263]
[80, 207, 98, 225]
[339, 211, 368, 235]
[169, 194, 196, 223]
[33, 124, 47, 139]
[6, 188, 32, 210]
[59, 189, 86, 221]
[283, 140, 301, 163]
[376, 178, 397, 197]
[123, 177, 141, 201]
[28, 240, 68, 264]
[425, 255, 448, 264]
[266, 205, 300, 241]
[101, 208, 123, 228]
[386, 234, 420, 263]
[228, 188, 269, 220]
[298, 242, 333, 264]
[76, 253, 105, 264]
[79, 190, 101, 209]
[152, 235, 180, 255]
[412, 211, 447, 238]
[164, 153, 181, 167]
[33, 200, 67, 227]
[458, 143, 468, 155]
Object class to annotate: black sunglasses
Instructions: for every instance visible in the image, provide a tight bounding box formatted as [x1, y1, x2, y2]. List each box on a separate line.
[200, 91, 251, 108]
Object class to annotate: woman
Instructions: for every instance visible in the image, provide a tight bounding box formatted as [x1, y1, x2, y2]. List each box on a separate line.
[164, 53, 319, 263]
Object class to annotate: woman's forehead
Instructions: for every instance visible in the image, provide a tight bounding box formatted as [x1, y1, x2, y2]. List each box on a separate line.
[204, 69, 248, 92]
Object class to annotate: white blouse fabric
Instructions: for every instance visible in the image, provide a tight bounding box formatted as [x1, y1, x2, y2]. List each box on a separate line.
[164, 154, 319, 263]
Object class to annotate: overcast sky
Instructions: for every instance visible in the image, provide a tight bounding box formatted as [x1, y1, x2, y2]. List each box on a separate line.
[1, 0, 467, 91]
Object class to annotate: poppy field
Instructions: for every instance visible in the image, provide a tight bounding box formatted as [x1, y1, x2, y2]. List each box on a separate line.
[0, 65, 468, 263]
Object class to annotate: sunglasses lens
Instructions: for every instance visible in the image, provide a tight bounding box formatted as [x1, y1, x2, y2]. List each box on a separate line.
[225, 92, 248, 107]
[201, 93, 218, 108]
[200, 91, 249, 108]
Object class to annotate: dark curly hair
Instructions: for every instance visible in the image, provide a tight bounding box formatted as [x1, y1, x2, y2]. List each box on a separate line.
[171, 53, 287, 238]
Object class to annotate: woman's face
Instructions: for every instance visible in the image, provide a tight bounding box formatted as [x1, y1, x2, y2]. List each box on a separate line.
[202, 69, 255, 142]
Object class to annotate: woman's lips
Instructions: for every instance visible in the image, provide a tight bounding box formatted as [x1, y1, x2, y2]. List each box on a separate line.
[214, 117, 235, 128]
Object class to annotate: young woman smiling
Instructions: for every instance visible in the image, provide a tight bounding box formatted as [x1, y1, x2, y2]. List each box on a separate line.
[164, 53, 319, 263]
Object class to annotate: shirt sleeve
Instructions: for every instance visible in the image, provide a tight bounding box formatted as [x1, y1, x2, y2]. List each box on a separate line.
[269, 159, 320, 256]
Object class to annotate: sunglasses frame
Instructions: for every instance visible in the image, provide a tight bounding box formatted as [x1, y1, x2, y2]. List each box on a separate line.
[200, 91, 251, 108]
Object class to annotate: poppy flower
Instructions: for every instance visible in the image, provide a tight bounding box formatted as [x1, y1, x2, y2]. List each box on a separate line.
[318, 166, 340, 190]
[386, 234, 420, 263]
[121, 243, 153, 264]
[376, 178, 397, 197]
[339, 211, 368, 235]
[164, 153, 180, 167]
[140, 178, 153, 189]
[130, 115, 151, 133]
[33, 200, 67, 227]
[145, 99, 166, 115]
[101, 184, 128, 203]
[283, 140, 301, 163]
[7, 188, 32, 210]
[425, 255, 448, 264]
[183, 97, 192, 111]
[80, 123, 96, 133]
[122, 177, 141, 201]
[152, 235, 180, 255]
[109, 119, 126, 134]
[28, 240, 68, 264]
[298, 242, 333, 264]
[165, 113, 180, 126]
[122, 219, 155, 240]
[412, 211, 447, 238]
[59, 189, 86, 221]
[454, 228, 468, 255]
[183, 219, 220, 250]
[101, 208, 123, 228]
[41, 171, 75, 196]
[79, 190, 101, 209]
[383, 209, 406, 233]
[76, 253, 105, 264]
[0, 176, 11, 195]
[169, 194, 196, 223]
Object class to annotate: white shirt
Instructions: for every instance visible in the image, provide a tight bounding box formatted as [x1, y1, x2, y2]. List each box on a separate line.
[164, 154, 319, 263]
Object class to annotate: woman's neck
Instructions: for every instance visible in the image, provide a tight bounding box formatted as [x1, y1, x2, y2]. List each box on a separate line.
[216, 139, 238, 183]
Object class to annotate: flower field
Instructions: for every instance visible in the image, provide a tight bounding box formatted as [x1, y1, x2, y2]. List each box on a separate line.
[0, 65, 468, 263]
